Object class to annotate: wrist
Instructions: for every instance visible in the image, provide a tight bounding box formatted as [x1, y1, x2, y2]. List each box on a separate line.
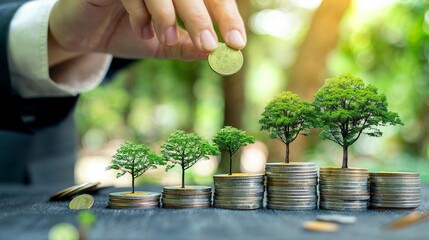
[48, 28, 83, 67]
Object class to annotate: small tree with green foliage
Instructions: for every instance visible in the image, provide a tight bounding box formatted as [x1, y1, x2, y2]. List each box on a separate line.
[312, 73, 403, 168]
[161, 130, 220, 188]
[213, 126, 255, 175]
[259, 91, 315, 163]
[107, 141, 164, 193]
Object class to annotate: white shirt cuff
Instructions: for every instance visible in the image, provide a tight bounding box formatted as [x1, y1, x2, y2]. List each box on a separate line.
[7, 0, 112, 98]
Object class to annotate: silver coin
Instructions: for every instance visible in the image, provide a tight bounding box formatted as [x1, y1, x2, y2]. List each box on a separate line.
[213, 203, 262, 210]
[214, 192, 264, 198]
[316, 215, 357, 224]
[215, 188, 264, 194]
[269, 196, 318, 201]
[267, 187, 317, 191]
[319, 205, 367, 211]
[161, 194, 211, 200]
[267, 204, 316, 211]
[163, 185, 211, 193]
[320, 167, 368, 172]
[162, 203, 211, 209]
[369, 202, 420, 209]
[162, 198, 211, 205]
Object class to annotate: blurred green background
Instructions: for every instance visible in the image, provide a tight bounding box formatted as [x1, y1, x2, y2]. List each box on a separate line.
[74, 0, 429, 186]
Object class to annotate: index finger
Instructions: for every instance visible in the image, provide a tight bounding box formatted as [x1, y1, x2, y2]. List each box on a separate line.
[204, 0, 246, 50]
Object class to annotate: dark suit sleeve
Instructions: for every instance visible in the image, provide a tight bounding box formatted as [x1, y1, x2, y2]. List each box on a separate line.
[0, 0, 78, 132]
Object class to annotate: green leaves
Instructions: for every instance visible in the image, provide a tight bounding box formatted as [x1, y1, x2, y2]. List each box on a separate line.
[213, 126, 255, 155]
[106, 141, 164, 180]
[259, 91, 315, 145]
[313, 73, 403, 148]
[213, 126, 255, 175]
[160, 130, 220, 171]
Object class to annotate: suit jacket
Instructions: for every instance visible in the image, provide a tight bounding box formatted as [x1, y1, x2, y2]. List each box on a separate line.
[0, 0, 78, 185]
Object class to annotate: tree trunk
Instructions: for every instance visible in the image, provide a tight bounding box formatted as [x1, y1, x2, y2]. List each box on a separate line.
[181, 159, 185, 188]
[342, 146, 348, 168]
[229, 151, 233, 175]
[285, 0, 352, 163]
[132, 177, 135, 194]
[131, 159, 135, 193]
[285, 142, 290, 164]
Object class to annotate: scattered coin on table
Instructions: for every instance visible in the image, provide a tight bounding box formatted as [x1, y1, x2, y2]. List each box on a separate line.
[386, 211, 429, 230]
[208, 42, 243, 76]
[316, 214, 357, 224]
[69, 194, 94, 210]
[303, 221, 339, 233]
[50, 182, 101, 201]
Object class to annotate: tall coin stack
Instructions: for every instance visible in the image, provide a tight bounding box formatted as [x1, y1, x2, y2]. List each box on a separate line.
[319, 167, 369, 211]
[369, 172, 420, 209]
[162, 186, 212, 209]
[108, 192, 160, 209]
[213, 174, 265, 210]
[265, 162, 318, 210]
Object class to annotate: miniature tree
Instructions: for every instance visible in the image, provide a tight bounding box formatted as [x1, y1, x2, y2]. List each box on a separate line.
[213, 126, 255, 175]
[259, 91, 315, 163]
[312, 73, 403, 168]
[161, 130, 220, 188]
[107, 141, 164, 193]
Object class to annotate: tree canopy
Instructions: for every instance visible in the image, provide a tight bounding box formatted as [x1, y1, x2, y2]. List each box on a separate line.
[107, 141, 164, 193]
[259, 91, 314, 163]
[213, 126, 255, 175]
[312, 73, 403, 168]
[161, 130, 220, 188]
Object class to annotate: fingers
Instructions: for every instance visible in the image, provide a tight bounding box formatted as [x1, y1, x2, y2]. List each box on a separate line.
[144, 0, 179, 46]
[205, 0, 246, 50]
[158, 29, 209, 60]
[173, 0, 218, 52]
[122, 0, 153, 39]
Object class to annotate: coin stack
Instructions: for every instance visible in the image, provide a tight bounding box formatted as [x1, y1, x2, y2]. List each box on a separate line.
[162, 186, 212, 209]
[213, 173, 265, 210]
[319, 167, 369, 211]
[265, 162, 318, 210]
[369, 172, 420, 209]
[108, 191, 160, 209]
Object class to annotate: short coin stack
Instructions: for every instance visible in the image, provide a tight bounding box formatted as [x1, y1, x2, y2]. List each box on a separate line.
[319, 167, 369, 211]
[369, 172, 420, 209]
[213, 173, 265, 210]
[108, 191, 160, 209]
[162, 186, 212, 209]
[265, 162, 318, 210]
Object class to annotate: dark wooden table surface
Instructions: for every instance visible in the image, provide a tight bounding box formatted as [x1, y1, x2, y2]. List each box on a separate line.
[0, 184, 428, 240]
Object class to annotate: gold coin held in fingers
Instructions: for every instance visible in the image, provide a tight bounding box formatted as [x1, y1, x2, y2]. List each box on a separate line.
[69, 194, 94, 210]
[208, 43, 243, 76]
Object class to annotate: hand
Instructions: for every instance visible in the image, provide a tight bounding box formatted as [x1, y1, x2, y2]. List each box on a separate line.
[49, 0, 246, 63]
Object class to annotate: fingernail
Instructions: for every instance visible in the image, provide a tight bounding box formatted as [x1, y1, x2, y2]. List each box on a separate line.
[142, 25, 154, 39]
[227, 30, 245, 49]
[200, 30, 218, 51]
[164, 26, 178, 46]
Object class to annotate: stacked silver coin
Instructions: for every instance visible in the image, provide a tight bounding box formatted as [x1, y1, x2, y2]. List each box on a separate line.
[108, 191, 160, 209]
[162, 186, 212, 209]
[319, 167, 369, 211]
[369, 172, 420, 209]
[265, 162, 318, 210]
[213, 174, 265, 210]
